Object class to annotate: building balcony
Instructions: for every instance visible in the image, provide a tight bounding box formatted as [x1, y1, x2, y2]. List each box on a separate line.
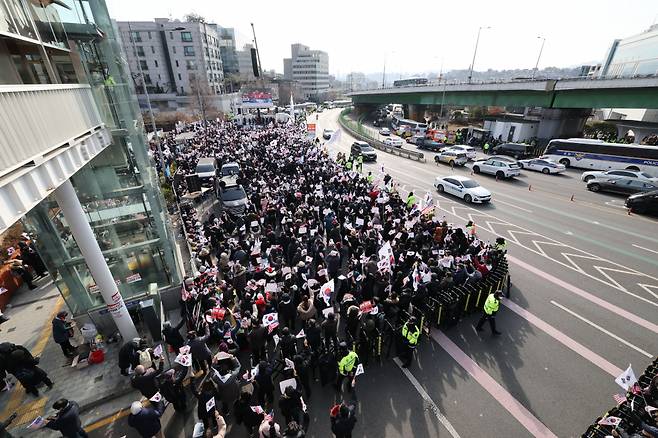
[0, 84, 111, 232]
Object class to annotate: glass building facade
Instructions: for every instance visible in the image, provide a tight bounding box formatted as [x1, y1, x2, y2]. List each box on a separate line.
[600, 24, 658, 78]
[6, 0, 181, 316]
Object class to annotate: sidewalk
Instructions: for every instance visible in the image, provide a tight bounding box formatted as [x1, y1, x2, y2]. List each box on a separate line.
[0, 277, 138, 437]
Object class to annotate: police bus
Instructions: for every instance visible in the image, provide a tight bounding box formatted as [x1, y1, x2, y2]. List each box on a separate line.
[543, 138, 658, 176]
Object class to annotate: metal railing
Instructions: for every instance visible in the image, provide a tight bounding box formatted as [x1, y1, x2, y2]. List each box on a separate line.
[0, 84, 103, 178]
[339, 109, 426, 162]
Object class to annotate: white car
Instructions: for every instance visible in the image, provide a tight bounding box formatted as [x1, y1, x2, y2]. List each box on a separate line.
[472, 157, 521, 179]
[580, 169, 658, 183]
[322, 128, 334, 139]
[518, 158, 566, 174]
[444, 145, 477, 160]
[383, 137, 404, 148]
[434, 175, 492, 203]
[379, 128, 391, 136]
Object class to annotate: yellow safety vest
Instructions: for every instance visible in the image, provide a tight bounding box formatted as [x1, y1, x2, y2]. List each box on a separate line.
[367, 174, 374, 183]
[346, 160, 353, 170]
[483, 294, 500, 315]
[406, 195, 418, 208]
[338, 351, 358, 375]
[401, 323, 420, 346]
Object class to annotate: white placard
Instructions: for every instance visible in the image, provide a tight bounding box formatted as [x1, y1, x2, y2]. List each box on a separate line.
[279, 377, 297, 394]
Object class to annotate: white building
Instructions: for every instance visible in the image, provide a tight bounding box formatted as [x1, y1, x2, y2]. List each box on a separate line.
[283, 43, 329, 101]
[115, 18, 225, 111]
[236, 43, 257, 81]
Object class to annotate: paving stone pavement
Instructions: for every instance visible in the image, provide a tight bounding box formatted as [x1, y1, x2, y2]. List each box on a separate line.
[0, 278, 138, 437]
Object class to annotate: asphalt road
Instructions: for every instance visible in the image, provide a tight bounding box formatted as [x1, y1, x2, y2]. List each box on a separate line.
[313, 109, 658, 437]
[88, 111, 657, 438]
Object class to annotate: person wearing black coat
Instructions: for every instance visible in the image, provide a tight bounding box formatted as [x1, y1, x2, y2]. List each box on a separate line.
[249, 320, 267, 364]
[278, 293, 296, 331]
[128, 401, 164, 438]
[131, 363, 163, 399]
[279, 386, 304, 426]
[162, 319, 186, 353]
[45, 399, 87, 438]
[331, 404, 357, 438]
[52, 311, 75, 357]
[159, 365, 188, 412]
[4, 343, 53, 397]
[118, 338, 140, 376]
[233, 391, 264, 435]
[187, 324, 212, 372]
[253, 360, 275, 408]
[279, 327, 297, 361]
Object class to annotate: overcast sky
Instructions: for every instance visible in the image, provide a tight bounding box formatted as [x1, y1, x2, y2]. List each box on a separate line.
[106, 0, 658, 76]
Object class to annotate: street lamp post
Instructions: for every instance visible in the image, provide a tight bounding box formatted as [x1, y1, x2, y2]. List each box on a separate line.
[468, 26, 490, 84]
[531, 36, 546, 80]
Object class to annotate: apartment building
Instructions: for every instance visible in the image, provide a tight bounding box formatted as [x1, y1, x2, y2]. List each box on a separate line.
[115, 18, 225, 111]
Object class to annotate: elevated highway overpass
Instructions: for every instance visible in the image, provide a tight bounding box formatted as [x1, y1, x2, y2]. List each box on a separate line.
[348, 76, 658, 109]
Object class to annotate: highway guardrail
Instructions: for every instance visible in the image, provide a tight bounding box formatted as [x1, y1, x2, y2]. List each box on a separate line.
[339, 108, 426, 163]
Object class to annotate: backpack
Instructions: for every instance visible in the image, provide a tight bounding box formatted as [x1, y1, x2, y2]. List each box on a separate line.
[138, 350, 153, 368]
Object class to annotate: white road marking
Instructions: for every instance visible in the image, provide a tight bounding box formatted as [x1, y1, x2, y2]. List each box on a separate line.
[550, 300, 653, 358]
[393, 357, 462, 438]
[494, 199, 533, 213]
[565, 231, 573, 235]
[633, 244, 658, 255]
[605, 200, 627, 209]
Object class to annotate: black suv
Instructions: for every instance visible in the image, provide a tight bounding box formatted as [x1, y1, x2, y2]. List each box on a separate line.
[492, 143, 534, 159]
[351, 141, 377, 161]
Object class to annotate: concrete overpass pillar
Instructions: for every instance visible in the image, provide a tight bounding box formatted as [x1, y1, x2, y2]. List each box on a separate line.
[352, 103, 376, 119]
[536, 108, 591, 142]
[407, 104, 428, 122]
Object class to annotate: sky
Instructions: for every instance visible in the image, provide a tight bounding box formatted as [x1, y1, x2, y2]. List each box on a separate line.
[105, 0, 658, 77]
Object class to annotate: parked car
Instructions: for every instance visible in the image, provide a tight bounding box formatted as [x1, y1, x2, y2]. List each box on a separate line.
[625, 190, 658, 214]
[379, 128, 391, 136]
[219, 162, 240, 177]
[406, 134, 425, 144]
[216, 176, 248, 215]
[434, 175, 492, 203]
[472, 157, 522, 179]
[416, 138, 445, 152]
[196, 157, 218, 181]
[444, 145, 477, 160]
[587, 177, 658, 195]
[383, 137, 404, 148]
[435, 150, 468, 167]
[351, 141, 377, 161]
[492, 143, 534, 159]
[518, 158, 566, 174]
[322, 128, 335, 139]
[581, 169, 658, 183]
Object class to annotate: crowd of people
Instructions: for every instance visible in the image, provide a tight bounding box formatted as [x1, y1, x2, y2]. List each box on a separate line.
[107, 117, 510, 437]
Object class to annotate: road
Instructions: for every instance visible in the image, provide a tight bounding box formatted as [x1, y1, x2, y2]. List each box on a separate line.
[313, 109, 657, 437]
[87, 110, 657, 437]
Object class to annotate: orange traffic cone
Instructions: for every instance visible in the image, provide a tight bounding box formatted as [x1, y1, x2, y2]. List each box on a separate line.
[528, 185, 532, 191]
[570, 194, 575, 202]
[627, 208, 632, 216]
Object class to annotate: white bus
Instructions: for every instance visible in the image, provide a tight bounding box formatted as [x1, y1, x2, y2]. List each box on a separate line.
[391, 115, 427, 137]
[543, 138, 658, 176]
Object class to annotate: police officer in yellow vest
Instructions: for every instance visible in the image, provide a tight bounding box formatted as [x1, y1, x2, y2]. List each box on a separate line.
[356, 154, 363, 173]
[406, 191, 418, 209]
[366, 171, 374, 184]
[399, 316, 420, 368]
[345, 156, 353, 171]
[475, 290, 503, 335]
[336, 342, 359, 393]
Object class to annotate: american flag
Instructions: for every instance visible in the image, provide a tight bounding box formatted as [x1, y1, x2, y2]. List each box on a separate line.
[613, 393, 626, 405]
